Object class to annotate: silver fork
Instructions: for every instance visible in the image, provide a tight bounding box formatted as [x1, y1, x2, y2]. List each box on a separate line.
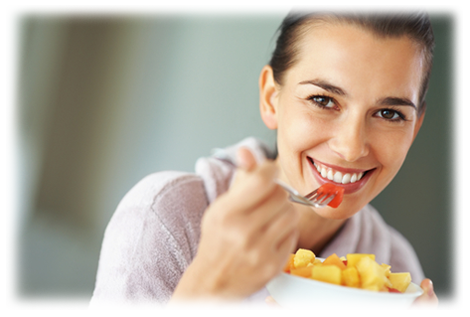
[274, 179, 336, 208]
[212, 154, 336, 208]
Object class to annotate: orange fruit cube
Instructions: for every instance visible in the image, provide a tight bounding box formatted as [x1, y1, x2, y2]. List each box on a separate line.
[323, 253, 347, 270]
[291, 266, 314, 278]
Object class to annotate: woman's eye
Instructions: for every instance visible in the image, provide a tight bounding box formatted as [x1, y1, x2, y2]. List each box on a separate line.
[311, 96, 335, 108]
[376, 109, 404, 121]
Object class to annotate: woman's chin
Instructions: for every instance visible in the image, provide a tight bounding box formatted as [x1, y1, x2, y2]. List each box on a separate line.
[312, 201, 365, 220]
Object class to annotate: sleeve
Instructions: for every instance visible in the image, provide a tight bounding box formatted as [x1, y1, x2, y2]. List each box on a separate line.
[90, 171, 208, 306]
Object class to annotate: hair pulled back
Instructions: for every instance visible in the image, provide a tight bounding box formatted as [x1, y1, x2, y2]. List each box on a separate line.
[269, 11, 435, 114]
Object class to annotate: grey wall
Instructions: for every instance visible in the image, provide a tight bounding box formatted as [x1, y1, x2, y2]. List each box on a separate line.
[17, 13, 452, 300]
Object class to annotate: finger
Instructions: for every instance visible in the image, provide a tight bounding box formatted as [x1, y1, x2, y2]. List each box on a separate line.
[276, 224, 299, 258]
[228, 160, 279, 211]
[412, 278, 438, 307]
[231, 147, 259, 189]
[268, 223, 299, 278]
[236, 147, 257, 172]
[263, 202, 300, 250]
[245, 183, 290, 223]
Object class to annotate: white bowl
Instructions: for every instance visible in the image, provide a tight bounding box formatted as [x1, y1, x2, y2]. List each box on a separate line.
[266, 271, 423, 308]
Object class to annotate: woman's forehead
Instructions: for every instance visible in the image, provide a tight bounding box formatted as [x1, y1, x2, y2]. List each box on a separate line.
[286, 22, 424, 101]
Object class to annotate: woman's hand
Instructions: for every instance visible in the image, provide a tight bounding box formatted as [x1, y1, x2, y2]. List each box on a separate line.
[171, 147, 300, 302]
[265, 278, 439, 311]
[412, 278, 438, 307]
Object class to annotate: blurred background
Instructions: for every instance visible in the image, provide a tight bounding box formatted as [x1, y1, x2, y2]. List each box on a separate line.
[16, 12, 453, 301]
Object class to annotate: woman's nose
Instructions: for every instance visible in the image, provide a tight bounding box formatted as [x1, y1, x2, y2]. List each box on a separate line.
[328, 115, 370, 162]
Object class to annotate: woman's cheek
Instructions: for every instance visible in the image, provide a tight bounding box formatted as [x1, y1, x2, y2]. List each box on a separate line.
[285, 110, 332, 146]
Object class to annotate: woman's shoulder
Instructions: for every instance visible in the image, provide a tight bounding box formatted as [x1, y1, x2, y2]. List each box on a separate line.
[143, 171, 206, 202]
[102, 171, 210, 267]
[93, 171, 209, 304]
[116, 171, 209, 220]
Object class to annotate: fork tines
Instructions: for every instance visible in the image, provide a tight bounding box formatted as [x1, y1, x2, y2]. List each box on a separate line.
[306, 189, 336, 206]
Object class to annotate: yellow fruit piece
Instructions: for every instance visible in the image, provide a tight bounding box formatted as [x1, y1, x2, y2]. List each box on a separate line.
[388, 272, 411, 293]
[362, 284, 380, 292]
[380, 263, 392, 277]
[346, 253, 375, 268]
[355, 256, 388, 291]
[293, 248, 316, 268]
[311, 265, 342, 285]
[342, 266, 360, 288]
[313, 258, 323, 265]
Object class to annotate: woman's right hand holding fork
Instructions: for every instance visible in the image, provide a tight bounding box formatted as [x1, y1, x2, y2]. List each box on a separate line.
[171, 147, 300, 302]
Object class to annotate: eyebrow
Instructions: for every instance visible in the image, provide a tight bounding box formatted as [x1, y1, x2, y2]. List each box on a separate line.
[377, 97, 417, 110]
[299, 79, 417, 110]
[298, 79, 347, 96]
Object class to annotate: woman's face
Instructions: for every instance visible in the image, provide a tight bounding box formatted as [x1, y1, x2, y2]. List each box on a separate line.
[261, 22, 425, 219]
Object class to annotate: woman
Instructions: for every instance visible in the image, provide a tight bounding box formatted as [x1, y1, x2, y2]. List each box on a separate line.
[91, 11, 438, 306]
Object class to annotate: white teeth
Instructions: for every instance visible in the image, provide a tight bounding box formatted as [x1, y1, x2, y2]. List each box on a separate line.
[313, 160, 367, 184]
[350, 173, 357, 183]
[327, 169, 334, 180]
[333, 171, 343, 183]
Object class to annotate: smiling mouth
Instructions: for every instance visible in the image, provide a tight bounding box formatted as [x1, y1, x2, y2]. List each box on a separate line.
[307, 157, 375, 185]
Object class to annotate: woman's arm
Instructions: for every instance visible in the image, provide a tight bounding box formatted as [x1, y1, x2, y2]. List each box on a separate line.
[171, 148, 300, 302]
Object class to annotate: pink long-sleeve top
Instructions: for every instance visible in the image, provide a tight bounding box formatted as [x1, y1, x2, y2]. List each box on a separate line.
[90, 137, 424, 306]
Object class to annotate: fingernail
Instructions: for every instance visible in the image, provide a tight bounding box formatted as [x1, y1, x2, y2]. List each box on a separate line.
[427, 280, 434, 296]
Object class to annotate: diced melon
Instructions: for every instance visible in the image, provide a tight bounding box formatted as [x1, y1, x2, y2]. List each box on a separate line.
[290, 266, 314, 278]
[311, 265, 342, 285]
[313, 258, 323, 266]
[355, 256, 388, 291]
[362, 284, 381, 292]
[346, 253, 375, 268]
[323, 253, 347, 270]
[342, 266, 360, 288]
[293, 248, 316, 268]
[388, 272, 411, 293]
[380, 263, 392, 277]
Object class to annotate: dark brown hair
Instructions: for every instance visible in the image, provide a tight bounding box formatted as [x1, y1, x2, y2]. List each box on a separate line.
[269, 11, 435, 115]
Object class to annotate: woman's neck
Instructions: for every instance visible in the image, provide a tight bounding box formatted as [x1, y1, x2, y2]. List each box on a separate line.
[294, 204, 347, 255]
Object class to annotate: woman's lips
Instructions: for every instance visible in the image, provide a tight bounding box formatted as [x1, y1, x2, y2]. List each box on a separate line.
[307, 157, 375, 195]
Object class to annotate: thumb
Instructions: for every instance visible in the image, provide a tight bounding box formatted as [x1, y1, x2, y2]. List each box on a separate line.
[236, 147, 257, 172]
[231, 147, 258, 188]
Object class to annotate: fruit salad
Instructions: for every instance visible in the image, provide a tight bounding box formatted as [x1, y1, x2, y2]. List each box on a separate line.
[283, 249, 412, 293]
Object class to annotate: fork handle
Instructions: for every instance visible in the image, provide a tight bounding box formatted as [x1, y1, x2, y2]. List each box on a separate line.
[274, 179, 314, 206]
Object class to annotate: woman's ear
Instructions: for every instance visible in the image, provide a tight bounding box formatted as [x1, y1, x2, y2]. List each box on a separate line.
[259, 65, 279, 130]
